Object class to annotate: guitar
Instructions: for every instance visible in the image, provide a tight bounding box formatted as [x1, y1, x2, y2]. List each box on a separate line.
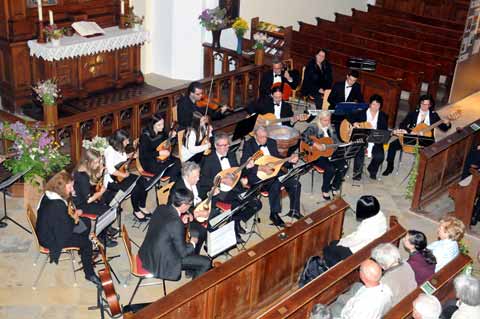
[97, 245, 121, 316]
[254, 152, 305, 180]
[215, 150, 264, 192]
[194, 175, 221, 223]
[255, 113, 309, 128]
[339, 119, 372, 143]
[156, 121, 178, 161]
[300, 136, 363, 162]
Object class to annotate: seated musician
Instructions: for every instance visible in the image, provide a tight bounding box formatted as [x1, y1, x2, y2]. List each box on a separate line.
[177, 81, 228, 129]
[138, 111, 181, 180]
[301, 110, 347, 200]
[241, 126, 302, 227]
[351, 94, 388, 180]
[36, 171, 100, 286]
[104, 129, 150, 222]
[259, 57, 299, 98]
[198, 132, 262, 243]
[72, 148, 117, 247]
[327, 69, 364, 110]
[383, 94, 452, 176]
[138, 189, 212, 281]
[181, 111, 212, 163]
[301, 48, 333, 109]
[168, 161, 208, 254]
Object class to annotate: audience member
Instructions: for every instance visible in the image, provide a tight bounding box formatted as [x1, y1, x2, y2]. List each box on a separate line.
[451, 274, 480, 318]
[428, 217, 465, 272]
[413, 294, 442, 319]
[310, 304, 332, 319]
[403, 230, 437, 285]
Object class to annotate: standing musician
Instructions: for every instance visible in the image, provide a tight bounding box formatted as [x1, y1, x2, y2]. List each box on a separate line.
[327, 69, 364, 109]
[138, 111, 181, 180]
[139, 189, 212, 281]
[36, 171, 100, 285]
[301, 110, 347, 200]
[382, 94, 451, 176]
[351, 94, 388, 181]
[198, 132, 262, 243]
[241, 126, 302, 227]
[104, 129, 150, 222]
[181, 111, 212, 163]
[168, 162, 208, 254]
[259, 57, 299, 98]
[177, 81, 228, 129]
[301, 48, 333, 109]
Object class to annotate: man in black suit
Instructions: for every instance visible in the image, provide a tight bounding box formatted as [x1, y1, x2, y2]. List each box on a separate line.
[177, 81, 228, 129]
[327, 69, 364, 109]
[241, 126, 302, 227]
[198, 132, 262, 243]
[138, 189, 211, 281]
[252, 86, 302, 127]
[351, 94, 389, 180]
[382, 94, 451, 176]
[259, 58, 299, 97]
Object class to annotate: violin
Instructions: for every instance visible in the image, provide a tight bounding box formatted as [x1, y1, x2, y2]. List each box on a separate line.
[196, 94, 222, 111]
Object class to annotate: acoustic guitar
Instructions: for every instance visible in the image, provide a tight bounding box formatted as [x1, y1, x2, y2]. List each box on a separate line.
[156, 121, 178, 161]
[216, 150, 264, 192]
[339, 119, 372, 143]
[255, 113, 309, 129]
[194, 175, 221, 223]
[98, 245, 122, 316]
[300, 136, 362, 162]
[254, 152, 305, 180]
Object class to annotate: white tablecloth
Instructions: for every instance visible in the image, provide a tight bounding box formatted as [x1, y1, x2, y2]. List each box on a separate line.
[27, 26, 150, 61]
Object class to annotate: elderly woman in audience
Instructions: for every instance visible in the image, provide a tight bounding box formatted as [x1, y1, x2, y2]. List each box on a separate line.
[449, 274, 480, 318]
[403, 230, 437, 285]
[413, 294, 442, 319]
[310, 304, 332, 319]
[427, 216, 465, 272]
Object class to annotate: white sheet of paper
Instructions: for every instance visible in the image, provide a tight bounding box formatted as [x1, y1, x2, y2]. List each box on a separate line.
[207, 221, 237, 257]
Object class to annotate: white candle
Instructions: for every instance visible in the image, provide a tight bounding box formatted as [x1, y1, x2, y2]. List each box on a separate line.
[121, 1, 125, 15]
[49, 10, 54, 25]
[37, 1, 43, 22]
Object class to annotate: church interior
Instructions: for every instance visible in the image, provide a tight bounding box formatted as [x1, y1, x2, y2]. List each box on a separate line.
[0, 0, 480, 318]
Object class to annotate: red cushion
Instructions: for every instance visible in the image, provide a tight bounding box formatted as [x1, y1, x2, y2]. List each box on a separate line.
[142, 171, 155, 178]
[161, 176, 170, 182]
[135, 254, 153, 276]
[216, 201, 232, 211]
[313, 165, 325, 174]
[82, 213, 97, 220]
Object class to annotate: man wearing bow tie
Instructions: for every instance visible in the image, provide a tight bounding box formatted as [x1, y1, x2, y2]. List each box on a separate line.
[259, 58, 299, 97]
[254, 86, 301, 127]
[241, 126, 302, 227]
[327, 70, 364, 109]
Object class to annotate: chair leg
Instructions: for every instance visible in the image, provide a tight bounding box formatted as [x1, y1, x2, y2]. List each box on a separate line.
[396, 150, 403, 175]
[69, 251, 78, 287]
[32, 254, 49, 289]
[162, 279, 167, 296]
[311, 170, 314, 193]
[128, 278, 143, 305]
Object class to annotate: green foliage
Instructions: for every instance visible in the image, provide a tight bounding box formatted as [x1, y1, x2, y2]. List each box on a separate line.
[405, 143, 420, 199]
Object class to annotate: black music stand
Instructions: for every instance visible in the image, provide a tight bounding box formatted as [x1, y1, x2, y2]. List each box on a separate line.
[109, 176, 140, 240]
[0, 168, 32, 233]
[232, 113, 258, 141]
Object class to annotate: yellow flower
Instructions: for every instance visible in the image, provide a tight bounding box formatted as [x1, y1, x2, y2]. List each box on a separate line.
[232, 17, 248, 34]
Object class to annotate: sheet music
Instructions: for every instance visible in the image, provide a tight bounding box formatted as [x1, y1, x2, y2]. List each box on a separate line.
[95, 206, 117, 236]
[207, 221, 237, 257]
[72, 21, 105, 37]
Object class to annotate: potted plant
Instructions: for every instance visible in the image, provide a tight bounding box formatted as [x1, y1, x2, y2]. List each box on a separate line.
[32, 78, 60, 125]
[43, 24, 64, 47]
[127, 6, 144, 30]
[232, 17, 249, 54]
[252, 32, 267, 65]
[82, 136, 109, 153]
[0, 121, 70, 208]
[198, 6, 228, 48]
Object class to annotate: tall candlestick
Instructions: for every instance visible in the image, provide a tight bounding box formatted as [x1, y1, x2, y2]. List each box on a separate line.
[49, 10, 54, 26]
[121, 1, 125, 15]
[37, 1, 43, 22]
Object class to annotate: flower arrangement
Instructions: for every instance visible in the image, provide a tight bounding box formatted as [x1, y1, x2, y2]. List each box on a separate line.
[232, 17, 248, 37]
[0, 122, 70, 186]
[198, 7, 228, 31]
[82, 136, 109, 153]
[252, 32, 267, 50]
[32, 79, 60, 106]
[44, 24, 64, 40]
[127, 6, 144, 26]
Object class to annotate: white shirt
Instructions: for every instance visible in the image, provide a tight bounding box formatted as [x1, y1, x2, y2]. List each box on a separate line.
[258, 141, 271, 156]
[321, 126, 329, 137]
[344, 82, 353, 102]
[182, 177, 201, 206]
[417, 111, 430, 125]
[273, 101, 282, 120]
[338, 211, 387, 253]
[181, 129, 211, 162]
[339, 283, 393, 319]
[273, 72, 282, 84]
[217, 152, 231, 170]
[104, 145, 128, 185]
[366, 109, 379, 157]
[451, 302, 480, 319]
[427, 239, 459, 272]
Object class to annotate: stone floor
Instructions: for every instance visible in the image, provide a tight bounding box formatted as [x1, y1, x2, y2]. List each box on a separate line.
[1, 87, 480, 318]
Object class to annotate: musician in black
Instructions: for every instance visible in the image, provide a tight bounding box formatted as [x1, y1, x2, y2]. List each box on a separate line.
[36, 171, 100, 285]
[138, 112, 181, 180]
[182, 111, 212, 163]
[382, 94, 451, 176]
[253, 86, 300, 127]
[301, 110, 347, 200]
[327, 69, 364, 109]
[139, 189, 211, 281]
[301, 48, 333, 109]
[104, 129, 149, 222]
[259, 57, 299, 97]
[351, 94, 388, 180]
[241, 126, 302, 227]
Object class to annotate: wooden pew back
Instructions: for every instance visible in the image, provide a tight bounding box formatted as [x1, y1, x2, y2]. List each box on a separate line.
[131, 199, 349, 319]
[448, 168, 480, 227]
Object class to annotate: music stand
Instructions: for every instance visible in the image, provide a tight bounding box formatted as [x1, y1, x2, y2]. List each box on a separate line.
[400, 133, 435, 148]
[145, 163, 174, 193]
[278, 162, 312, 184]
[109, 176, 140, 236]
[334, 102, 369, 116]
[366, 130, 391, 145]
[0, 168, 32, 233]
[232, 113, 258, 141]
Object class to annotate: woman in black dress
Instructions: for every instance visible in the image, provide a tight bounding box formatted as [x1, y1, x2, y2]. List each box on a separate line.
[301, 48, 333, 109]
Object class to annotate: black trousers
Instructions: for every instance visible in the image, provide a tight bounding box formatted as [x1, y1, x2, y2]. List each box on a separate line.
[64, 231, 95, 278]
[353, 144, 384, 177]
[188, 221, 207, 255]
[145, 157, 181, 181]
[107, 174, 148, 212]
[386, 139, 402, 166]
[181, 254, 211, 279]
[314, 157, 347, 193]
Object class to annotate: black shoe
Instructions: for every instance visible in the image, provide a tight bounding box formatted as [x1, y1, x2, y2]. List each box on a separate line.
[236, 234, 245, 244]
[235, 222, 246, 235]
[369, 172, 377, 180]
[352, 173, 361, 181]
[0, 221, 7, 228]
[106, 238, 118, 248]
[382, 164, 394, 176]
[287, 210, 304, 220]
[133, 211, 148, 222]
[270, 214, 286, 227]
[86, 274, 101, 286]
[106, 227, 119, 237]
[185, 270, 193, 279]
[322, 193, 331, 201]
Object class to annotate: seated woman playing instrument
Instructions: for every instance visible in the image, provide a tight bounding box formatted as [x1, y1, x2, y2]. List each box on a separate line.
[181, 111, 212, 163]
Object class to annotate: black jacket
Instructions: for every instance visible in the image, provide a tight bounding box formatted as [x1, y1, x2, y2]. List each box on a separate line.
[259, 70, 299, 97]
[400, 110, 451, 139]
[139, 127, 167, 172]
[138, 204, 195, 281]
[327, 80, 364, 108]
[198, 151, 239, 198]
[301, 58, 333, 97]
[253, 97, 294, 127]
[177, 95, 223, 129]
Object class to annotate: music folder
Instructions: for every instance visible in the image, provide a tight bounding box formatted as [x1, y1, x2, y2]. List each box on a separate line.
[334, 102, 369, 116]
[207, 221, 237, 257]
[109, 176, 140, 208]
[233, 113, 258, 141]
[95, 206, 117, 236]
[278, 162, 312, 184]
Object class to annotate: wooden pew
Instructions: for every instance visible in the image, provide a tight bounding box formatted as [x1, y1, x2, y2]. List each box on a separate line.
[377, 0, 469, 23]
[131, 199, 349, 319]
[384, 254, 472, 319]
[367, 4, 465, 31]
[291, 51, 401, 128]
[448, 168, 480, 227]
[412, 119, 480, 211]
[258, 217, 407, 319]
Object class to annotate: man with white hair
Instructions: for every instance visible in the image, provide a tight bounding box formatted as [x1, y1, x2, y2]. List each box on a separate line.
[371, 243, 417, 303]
[310, 304, 332, 319]
[412, 294, 442, 319]
[451, 274, 480, 318]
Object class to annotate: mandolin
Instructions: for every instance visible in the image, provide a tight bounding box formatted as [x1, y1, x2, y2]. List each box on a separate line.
[97, 244, 121, 316]
[254, 152, 305, 180]
[194, 175, 221, 223]
[300, 136, 362, 162]
[339, 119, 372, 143]
[67, 199, 80, 224]
[114, 142, 138, 183]
[156, 121, 178, 161]
[215, 150, 264, 192]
